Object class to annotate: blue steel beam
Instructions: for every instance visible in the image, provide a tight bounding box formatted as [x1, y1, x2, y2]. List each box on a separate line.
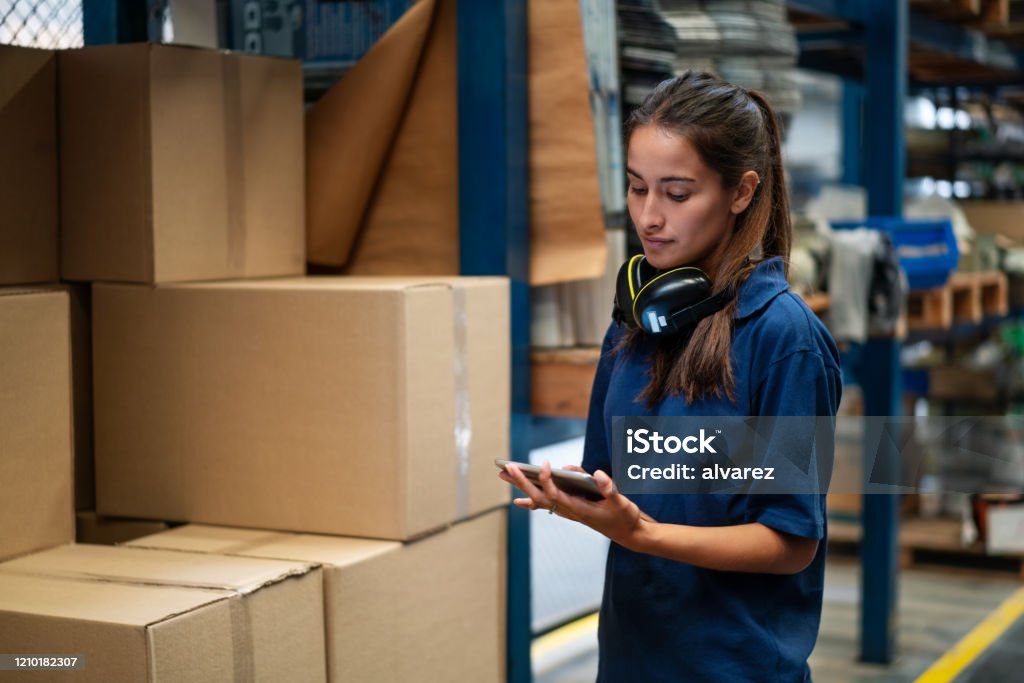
[82, 0, 149, 44]
[841, 79, 863, 186]
[456, 2, 531, 682]
[858, 0, 906, 666]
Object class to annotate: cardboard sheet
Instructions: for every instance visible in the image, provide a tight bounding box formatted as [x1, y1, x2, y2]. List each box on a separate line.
[306, 0, 437, 266]
[305, 0, 607, 283]
[528, 0, 607, 284]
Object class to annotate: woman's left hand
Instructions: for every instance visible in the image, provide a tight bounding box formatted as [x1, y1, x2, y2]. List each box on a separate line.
[498, 462, 648, 551]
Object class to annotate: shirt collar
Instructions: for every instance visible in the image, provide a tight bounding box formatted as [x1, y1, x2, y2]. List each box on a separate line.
[734, 256, 789, 320]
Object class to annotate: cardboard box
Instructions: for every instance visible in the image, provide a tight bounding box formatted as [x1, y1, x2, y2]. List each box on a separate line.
[128, 509, 506, 682]
[0, 46, 59, 285]
[961, 201, 1024, 245]
[94, 277, 509, 539]
[59, 43, 304, 283]
[75, 511, 170, 546]
[342, 276, 510, 517]
[0, 288, 74, 559]
[0, 544, 325, 681]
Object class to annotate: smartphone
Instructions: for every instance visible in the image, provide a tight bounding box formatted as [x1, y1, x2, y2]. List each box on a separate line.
[495, 459, 604, 501]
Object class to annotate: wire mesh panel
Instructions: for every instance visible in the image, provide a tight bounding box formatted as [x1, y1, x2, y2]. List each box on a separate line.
[1, 0, 82, 48]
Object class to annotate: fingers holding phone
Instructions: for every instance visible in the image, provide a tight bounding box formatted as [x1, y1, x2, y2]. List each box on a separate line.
[497, 459, 648, 550]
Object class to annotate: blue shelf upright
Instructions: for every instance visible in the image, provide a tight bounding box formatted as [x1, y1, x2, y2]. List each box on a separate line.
[82, 0, 150, 45]
[456, 2, 532, 682]
[857, 0, 906, 665]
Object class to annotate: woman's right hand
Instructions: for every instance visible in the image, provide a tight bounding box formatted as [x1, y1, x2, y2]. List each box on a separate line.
[499, 461, 651, 551]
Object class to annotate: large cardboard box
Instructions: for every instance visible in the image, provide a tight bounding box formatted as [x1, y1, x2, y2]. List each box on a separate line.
[58, 43, 304, 283]
[94, 277, 509, 539]
[0, 46, 59, 285]
[0, 288, 74, 559]
[0, 544, 325, 681]
[129, 509, 506, 682]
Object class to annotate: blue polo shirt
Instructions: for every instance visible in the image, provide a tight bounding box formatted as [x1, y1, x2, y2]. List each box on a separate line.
[582, 257, 841, 682]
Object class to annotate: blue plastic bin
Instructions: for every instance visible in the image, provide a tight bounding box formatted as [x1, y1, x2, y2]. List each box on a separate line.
[831, 217, 959, 290]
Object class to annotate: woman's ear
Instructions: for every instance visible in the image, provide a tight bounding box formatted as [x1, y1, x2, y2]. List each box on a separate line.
[730, 171, 760, 215]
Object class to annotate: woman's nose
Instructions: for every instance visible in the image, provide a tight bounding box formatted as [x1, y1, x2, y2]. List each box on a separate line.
[637, 196, 664, 232]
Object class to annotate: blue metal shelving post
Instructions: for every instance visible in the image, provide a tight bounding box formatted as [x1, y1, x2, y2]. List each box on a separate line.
[841, 80, 863, 186]
[456, 2, 532, 682]
[82, 0, 149, 44]
[858, 0, 907, 665]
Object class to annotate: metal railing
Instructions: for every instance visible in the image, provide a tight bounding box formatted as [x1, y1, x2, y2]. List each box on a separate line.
[1, 0, 82, 49]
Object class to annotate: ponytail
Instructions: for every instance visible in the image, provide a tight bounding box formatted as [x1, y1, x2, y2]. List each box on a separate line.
[746, 89, 791, 274]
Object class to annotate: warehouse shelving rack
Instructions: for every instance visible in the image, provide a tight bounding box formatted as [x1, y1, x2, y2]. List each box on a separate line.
[792, 0, 1024, 667]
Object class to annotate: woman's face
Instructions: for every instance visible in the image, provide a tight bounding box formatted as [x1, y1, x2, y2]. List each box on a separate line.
[626, 125, 747, 273]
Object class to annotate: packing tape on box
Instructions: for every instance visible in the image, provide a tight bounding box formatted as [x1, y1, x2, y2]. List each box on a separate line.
[223, 55, 246, 275]
[228, 594, 256, 682]
[453, 285, 472, 519]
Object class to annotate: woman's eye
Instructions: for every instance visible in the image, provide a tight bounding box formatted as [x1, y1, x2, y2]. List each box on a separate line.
[628, 186, 647, 196]
[667, 193, 688, 202]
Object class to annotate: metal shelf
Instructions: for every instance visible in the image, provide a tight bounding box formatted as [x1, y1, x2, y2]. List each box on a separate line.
[791, 1, 1024, 85]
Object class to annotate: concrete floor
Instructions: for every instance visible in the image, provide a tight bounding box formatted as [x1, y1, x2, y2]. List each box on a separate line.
[535, 557, 1022, 683]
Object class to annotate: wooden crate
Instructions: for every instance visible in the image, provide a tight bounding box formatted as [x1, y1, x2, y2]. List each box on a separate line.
[906, 271, 1008, 330]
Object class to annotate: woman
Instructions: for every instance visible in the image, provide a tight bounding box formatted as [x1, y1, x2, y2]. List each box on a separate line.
[501, 71, 841, 682]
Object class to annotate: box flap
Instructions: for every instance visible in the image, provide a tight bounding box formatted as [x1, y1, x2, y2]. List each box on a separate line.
[0, 544, 316, 594]
[128, 524, 402, 568]
[0, 571, 228, 626]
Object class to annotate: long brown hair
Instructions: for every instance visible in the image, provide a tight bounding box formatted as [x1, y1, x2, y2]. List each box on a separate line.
[620, 71, 791, 407]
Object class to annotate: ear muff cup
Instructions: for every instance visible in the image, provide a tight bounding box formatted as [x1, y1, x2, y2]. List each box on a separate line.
[614, 255, 715, 336]
[633, 268, 712, 329]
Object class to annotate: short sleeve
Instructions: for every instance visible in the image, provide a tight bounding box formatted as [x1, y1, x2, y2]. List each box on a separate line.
[744, 349, 842, 540]
[581, 323, 623, 475]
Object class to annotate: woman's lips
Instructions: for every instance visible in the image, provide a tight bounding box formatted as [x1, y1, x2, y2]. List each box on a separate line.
[642, 237, 673, 249]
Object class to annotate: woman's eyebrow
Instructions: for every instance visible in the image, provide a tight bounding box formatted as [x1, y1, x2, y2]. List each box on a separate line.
[626, 166, 695, 183]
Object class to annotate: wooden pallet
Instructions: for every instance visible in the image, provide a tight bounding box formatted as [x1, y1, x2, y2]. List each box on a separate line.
[906, 271, 1008, 330]
[829, 517, 1024, 579]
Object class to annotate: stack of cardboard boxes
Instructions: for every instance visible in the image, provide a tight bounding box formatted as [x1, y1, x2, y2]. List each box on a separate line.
[1, 42, 509, 681]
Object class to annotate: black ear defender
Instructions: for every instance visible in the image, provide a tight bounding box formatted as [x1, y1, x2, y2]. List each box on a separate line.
[613, 254, 737, 336]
